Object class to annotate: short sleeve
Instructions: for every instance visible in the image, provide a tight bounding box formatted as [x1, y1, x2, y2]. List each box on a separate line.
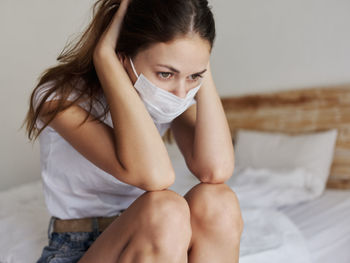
[32, 81, 83, 130]
[33, 81, 54, 113]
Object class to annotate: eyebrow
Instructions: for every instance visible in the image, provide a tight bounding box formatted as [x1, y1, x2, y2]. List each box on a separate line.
[156, 64, 207, 75]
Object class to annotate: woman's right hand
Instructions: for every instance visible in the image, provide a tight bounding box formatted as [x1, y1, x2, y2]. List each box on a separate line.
[94, 0, 131, 55]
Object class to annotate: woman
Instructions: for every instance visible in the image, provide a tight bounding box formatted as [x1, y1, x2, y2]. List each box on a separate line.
[24, 0, 243, 262]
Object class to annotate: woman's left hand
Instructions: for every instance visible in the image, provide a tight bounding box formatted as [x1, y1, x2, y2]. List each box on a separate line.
[95, 0, 132, 53]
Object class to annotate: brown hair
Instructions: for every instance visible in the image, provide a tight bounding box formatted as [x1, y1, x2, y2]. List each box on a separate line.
[22, 0, 216, 145]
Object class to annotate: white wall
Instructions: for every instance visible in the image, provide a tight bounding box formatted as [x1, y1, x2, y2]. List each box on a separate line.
[1, 0, 350, 190]
[210, 0, 350, 96]
[0, 0, 95, 191]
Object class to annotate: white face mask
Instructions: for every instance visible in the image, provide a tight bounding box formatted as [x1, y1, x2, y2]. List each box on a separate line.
[129, 57, 202, 125]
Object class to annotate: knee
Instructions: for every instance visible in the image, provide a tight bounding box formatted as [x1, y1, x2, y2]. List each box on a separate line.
[185, 183, 244, 239]
[139, 190, 192, 248]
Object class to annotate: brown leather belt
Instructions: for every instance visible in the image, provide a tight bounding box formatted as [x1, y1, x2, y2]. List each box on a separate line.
[53, 215, 120, 233]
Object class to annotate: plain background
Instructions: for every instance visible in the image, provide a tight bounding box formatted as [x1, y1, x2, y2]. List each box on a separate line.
[1, 0, 350, 191]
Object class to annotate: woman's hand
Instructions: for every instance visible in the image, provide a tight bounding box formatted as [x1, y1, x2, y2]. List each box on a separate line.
[94, 0, 131, 55]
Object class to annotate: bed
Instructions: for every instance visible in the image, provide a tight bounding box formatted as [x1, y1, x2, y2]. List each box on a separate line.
[1, 84, 350, 263]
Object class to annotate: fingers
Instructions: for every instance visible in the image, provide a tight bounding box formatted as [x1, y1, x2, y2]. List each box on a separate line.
[95, 1, 131, 51]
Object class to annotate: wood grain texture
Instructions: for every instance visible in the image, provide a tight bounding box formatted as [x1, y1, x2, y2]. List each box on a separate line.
[220, 84, 350, 189]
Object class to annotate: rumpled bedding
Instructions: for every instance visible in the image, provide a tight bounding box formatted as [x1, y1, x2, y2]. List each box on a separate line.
[0, 181, 50, 263]
[228, 167, 320, 209]
[239, 208, 312, 263]
[169, 156, 314, 262]
[0, 165, 317, 263]
[225, 167, 317, 262]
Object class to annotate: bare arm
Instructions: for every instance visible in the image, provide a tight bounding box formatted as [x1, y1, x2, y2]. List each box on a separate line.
[93, 1, 175, 189]
[171, 61, 234, 183]
[38, 1, 174, 192]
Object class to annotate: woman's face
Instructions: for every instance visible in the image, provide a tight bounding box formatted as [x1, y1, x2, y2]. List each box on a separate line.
[120, 33, 211, 98]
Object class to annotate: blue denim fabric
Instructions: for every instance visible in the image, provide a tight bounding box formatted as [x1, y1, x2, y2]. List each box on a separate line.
[36, 212, 124, 263]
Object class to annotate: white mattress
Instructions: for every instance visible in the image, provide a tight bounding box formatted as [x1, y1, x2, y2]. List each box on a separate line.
[1, 150, 350, 263]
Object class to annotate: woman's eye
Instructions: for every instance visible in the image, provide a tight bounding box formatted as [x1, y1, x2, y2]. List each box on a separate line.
[158, 72, 173, 79]
[189, 74, 203, 81]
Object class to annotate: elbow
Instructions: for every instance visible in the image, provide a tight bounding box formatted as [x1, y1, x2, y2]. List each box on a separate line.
[136, 169, 176, 192]
[113, 165, 176, 192]
[197, 163, 234, 184]
[189, 153, 235, 184]
[114, 157, 176, 192]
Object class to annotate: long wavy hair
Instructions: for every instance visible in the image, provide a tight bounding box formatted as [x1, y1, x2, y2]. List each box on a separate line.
[22, 0, 216, 144]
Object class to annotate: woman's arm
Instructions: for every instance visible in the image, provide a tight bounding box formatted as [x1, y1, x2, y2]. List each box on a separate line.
[93, 0, 175, 189]
[171, 61, 234, 183]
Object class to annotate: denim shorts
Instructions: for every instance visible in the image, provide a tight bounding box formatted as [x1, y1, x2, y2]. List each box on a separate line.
[36, 211, 124, 263]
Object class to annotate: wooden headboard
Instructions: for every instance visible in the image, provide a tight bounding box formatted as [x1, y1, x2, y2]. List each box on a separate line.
[221, 84, 350, 190]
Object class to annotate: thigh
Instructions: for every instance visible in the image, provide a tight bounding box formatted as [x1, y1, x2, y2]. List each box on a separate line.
[78, 189, 190, 263]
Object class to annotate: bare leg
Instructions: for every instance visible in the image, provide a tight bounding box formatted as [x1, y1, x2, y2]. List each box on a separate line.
[78, 189, 192, 263]
[184, 183, 244, 263]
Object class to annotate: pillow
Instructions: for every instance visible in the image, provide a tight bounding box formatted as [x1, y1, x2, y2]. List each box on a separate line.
[227, 167, 317, 208]
[233, 129, 338, 196]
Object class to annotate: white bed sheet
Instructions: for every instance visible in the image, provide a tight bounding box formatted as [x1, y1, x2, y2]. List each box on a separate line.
[1, 149, 350, 263]
[169, 151, 350, 263]
[280, 189, 350, 263]
[169, 152, 314, 263]
[0, 180, 50, 263]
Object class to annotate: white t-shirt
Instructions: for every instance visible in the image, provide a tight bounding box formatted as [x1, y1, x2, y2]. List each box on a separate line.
[33, 79, 196, 219]
[33, 80, 152, 219]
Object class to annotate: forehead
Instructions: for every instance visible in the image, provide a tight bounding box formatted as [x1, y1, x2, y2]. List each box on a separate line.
[137, 34, 211, 73]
